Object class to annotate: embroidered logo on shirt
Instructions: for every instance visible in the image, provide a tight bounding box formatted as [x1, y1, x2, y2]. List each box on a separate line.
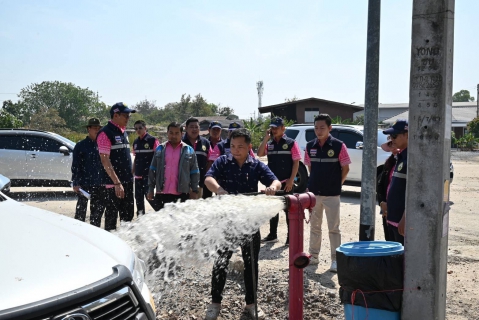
[144, 143, 149, 149]
[310, 149, 317, 156]
[327, 149, 335, 157]
[398, 162, 403, 171]
[268, 145, 274, 150]
[115, 136, 122, 143]
[282, 144, 288, 150]
[202, 145, 206, 151]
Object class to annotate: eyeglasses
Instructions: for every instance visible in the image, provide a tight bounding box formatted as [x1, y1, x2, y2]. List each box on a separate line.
[119, 113, 131, 119]
[135, 126, 144, 130]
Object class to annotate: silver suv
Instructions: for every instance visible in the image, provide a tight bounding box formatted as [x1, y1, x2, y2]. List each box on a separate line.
[285, 124, 391, 191]
[0, 129, 75, 187]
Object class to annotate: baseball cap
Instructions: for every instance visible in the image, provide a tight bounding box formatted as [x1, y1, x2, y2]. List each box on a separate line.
[269, 117, 284, 127]
[209, 121, 222, 129]
[109, 102, 137, 117]
[228, 121, 242, 131]
[383, 119, 408, 135]
[85, 118, 102, 127]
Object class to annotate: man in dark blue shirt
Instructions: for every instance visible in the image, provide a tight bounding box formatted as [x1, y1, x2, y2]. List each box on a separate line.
[204, 128, 281, 320]
[71, 118, 105, 227]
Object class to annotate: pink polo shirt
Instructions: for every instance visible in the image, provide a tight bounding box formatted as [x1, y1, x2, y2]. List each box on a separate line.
[304, 141, 351, 167]
[160, 142, 182, 195]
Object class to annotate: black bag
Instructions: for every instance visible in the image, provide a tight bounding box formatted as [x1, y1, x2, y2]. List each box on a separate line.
[337, 251, 404, 312]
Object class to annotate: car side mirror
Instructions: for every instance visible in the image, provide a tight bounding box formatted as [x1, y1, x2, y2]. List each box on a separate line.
[355, 141, 363, 149]
[59, 146, 70, 156]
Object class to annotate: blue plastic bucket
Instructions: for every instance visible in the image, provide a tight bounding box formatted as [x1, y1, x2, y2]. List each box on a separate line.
[337, 241, 404, 320]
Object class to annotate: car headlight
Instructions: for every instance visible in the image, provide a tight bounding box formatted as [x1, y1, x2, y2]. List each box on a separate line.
[132, 254, 147, 290]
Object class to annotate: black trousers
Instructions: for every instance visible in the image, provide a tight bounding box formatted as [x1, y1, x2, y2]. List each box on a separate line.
[381, 212, 393, 241]
[134, 178, 161, 213]
[104, 182, 135, 231]
[268, 183, 292, 237]
[388, 224, 404, 245]
[202, 185, 213, 199]
[154, 193, 189, 211]
[74, 186, 105, 227]
[211, 231, 261, 305]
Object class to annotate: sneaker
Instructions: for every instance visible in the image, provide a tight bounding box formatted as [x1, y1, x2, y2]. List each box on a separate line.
[205, 303, 221, 320]
[309, 256, 319, 265]
[261, 234, 278, 243]
[329, 260, 338, 272]
[244, 304, 265, 319]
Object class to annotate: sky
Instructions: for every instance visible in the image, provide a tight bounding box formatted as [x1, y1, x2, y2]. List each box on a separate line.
[0, 1, 478, 119]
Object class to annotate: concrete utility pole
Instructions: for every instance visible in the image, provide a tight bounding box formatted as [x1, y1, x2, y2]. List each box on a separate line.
[402, 0, 454, 319]
[359, 0, 381, 241]
[476, 84, 478, 118]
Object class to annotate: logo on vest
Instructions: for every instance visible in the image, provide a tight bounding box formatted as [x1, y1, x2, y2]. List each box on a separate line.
[282, 144, 288, 150]
[144, 143, 149, 149]
[310, 149, 317, 156]
[115, 136, 122, 143]
[268, 144, 274, 150]
[327, 149, 335, 157]
[202, 145, 206, 151]
[397, 162, 403, 171]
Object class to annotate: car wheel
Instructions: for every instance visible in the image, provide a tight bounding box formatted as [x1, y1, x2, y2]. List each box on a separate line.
[294, 163, 309, 193]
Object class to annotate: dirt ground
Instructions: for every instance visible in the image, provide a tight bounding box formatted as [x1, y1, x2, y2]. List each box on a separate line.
[8, 150, 479, 319]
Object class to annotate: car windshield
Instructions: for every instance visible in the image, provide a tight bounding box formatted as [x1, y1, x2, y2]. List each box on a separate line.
[50, 133, 76, 149]
[284, 129, 299, 139]
[359, 129, 389, 148]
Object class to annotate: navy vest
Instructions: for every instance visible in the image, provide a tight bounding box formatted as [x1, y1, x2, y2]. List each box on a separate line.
[98, 122, 133, 184]
[133, 132, 157, 178]
[266, 136, 295, 181]
[386, 148, 408, 223]
[182, 135, 210, 187]
[306, 136, 343, 196]
[217, 139, 230, 156]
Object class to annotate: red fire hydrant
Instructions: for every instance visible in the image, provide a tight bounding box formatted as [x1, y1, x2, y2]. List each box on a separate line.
[284, 192, 316, 320]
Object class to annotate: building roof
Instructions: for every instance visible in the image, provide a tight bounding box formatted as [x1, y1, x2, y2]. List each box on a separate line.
[357, 101, 477, 110]
[383, 105, 478, 127]
[258, 97, 363, 113]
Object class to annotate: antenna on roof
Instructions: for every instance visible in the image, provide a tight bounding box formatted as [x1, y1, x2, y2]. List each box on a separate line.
[257, 81, 264, 110]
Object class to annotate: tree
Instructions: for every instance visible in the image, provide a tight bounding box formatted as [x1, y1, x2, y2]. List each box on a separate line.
[29, 108, 67, 134]
[452, 89, 475, 102]
[16, 81, 102, 132]
[467, 117, 479, 137]
[0, 109, 23, 128]
[285, 96, 298, 102]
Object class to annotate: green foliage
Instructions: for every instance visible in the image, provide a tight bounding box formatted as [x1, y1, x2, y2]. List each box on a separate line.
[10, 81, 104, 132]
[455, 133, 479, 151]
[64, 132, 88, 143]
[0, 109, 23, 128]
[331, 115, 365, 125]
[453, 89, 475, 102]
[467, 117, 479, 138]
[29, 108, 68, 135]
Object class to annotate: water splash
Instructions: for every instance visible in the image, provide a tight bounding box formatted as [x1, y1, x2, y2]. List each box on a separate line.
[115, 194, 285, 282]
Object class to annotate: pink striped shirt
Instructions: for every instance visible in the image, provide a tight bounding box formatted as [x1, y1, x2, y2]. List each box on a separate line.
[304, 139, 351, 167]
[161, 142, 182, 195]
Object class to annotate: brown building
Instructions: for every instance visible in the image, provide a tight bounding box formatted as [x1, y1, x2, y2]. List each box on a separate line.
[258, 97, 363, 123]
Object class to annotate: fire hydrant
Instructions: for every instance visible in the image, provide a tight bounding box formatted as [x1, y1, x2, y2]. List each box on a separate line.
[284, 192, 316, 320]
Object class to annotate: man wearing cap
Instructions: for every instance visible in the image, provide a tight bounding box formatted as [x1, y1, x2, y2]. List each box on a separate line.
[181, 118, 211, 198]
[132, 120, 161, 215]
[71, 118, 105, 227]
[217, 121, 255, 158]
[306, 114, 351, 272]
[382, 119, 409, 245]
[97, 102, 136, 231]
[257, 117, 301, 246]
[204, 120, 224, 199]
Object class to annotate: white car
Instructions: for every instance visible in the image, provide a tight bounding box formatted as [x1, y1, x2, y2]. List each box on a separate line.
[285, 124, 391, 190]
[0, 191, 156, 319]
[0, 129, 75, 187]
